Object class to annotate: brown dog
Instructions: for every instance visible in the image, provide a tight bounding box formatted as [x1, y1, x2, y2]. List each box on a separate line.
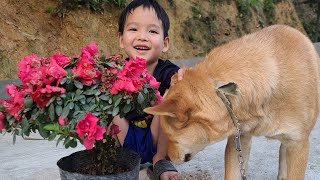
[144, 25, 319, 180]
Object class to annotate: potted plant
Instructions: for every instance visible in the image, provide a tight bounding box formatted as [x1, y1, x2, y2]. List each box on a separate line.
[0, 42, 162, 179]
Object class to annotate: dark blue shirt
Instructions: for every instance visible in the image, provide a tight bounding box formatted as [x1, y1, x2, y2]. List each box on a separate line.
[125, 59, 180, 121]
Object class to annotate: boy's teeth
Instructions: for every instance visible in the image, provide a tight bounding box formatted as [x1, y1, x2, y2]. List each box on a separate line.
[135, 46, 149, 50]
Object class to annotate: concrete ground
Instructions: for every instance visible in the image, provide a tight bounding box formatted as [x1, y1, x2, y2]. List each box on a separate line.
[0, 119, 319, 180]
[0, 43, 320, 180]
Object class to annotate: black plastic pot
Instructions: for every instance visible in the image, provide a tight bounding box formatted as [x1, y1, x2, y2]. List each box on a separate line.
[57, 148, 141, 180]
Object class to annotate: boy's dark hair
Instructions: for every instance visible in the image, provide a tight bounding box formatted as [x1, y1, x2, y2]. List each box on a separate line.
[118, 0, 170, 38]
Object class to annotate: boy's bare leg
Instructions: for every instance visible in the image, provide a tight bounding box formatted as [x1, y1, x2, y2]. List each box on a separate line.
[152, 115, 180, 180]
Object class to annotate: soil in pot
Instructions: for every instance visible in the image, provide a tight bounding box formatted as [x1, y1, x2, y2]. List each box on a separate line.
[57, 148, 141, 180]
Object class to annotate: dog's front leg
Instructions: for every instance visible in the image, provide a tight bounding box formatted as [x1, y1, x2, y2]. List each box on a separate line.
[285, 140, 309, 180]
[224, 134, 252, 180]
[278, 143, 287, 180]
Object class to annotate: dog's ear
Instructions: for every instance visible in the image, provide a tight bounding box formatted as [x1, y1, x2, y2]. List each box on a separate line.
[144, 99, 177, 117]
[215, 81, 239, 96]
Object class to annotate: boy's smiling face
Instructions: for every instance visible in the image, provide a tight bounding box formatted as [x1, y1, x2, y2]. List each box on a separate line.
[119, 6, 169, 66]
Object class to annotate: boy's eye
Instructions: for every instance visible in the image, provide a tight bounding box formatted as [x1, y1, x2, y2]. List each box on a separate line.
[128, 28, 137, 31]
[150, 30, 159, 34]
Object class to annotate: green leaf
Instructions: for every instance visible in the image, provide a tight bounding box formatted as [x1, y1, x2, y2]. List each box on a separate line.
[83, 104, 90, 111]
[137, 92, 145, 104]
[88, 104, 97, 111]
[74, 80, 83, 89]
[74, 104, 80, 111]
[56, 135, 64, 147]
[44, 123, 60, 131]
[63, 136, 72, 149]
[55, 105, 63, 116]
[114, 97, 122, 107]
[48, 131, 57, 141]
[69, 102, 75, 110]
[69, 139, 77, 148]
[0, 104, 5, 111]
[86, 97, 93, 103]
[143, 87, 148, 94]
[61, 106, 70, 119]
[49, 103, 55, 121]
[92, 112, 101, 116]
[102, 104, 112, 111]
[112, 106, 119, 116]
[80, 98, 86, 104]
[95, 90, 101, 96]
[123, 103, 131, 113]
[74, 112, 85, 121]
[74, 94, 85, 101]
[37, 125, 49, 138]
[60, 94, 66, 99]
[21, 119, 30, 135]
[60, 77, 67, 85]
[99, 95, 109, 101]
[24, 97, 33, 108]
[13, 131, 17, 145]
[75, 89, 83, 96]
[84, 89, 96, 95]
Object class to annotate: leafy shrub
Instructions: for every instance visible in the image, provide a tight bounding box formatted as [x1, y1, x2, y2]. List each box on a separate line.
[263, 0, 276, 25]
[56, 0, 127, 17]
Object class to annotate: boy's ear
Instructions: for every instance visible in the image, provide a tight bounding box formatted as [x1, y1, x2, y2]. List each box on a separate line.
[118, 32, 124, 49]
[143, 99, 176, 117]
[162, 36, 170, 53]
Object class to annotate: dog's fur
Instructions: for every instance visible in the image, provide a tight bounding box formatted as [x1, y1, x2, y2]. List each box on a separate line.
[144, 25, 319, 180]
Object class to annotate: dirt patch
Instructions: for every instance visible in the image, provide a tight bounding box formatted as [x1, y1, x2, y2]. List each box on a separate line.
[0, 0, 306, 79]
[180, 170, 212, 180]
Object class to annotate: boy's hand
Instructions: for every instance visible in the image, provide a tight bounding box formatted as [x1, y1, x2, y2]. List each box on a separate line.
[170, 68, 185, 87]
[160, 171, 180, 180]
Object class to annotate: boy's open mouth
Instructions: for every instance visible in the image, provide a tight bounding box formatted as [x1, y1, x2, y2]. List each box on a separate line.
[134, 45, 150, 51]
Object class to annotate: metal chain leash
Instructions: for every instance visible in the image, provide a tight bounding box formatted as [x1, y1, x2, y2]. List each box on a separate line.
[217, 90, 247, 180]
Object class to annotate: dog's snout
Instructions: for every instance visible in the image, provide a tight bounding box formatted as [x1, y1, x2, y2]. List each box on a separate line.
[184, 153, 192, 162]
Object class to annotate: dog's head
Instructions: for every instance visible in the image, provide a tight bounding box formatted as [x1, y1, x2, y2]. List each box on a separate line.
[144, 68, 239, 164]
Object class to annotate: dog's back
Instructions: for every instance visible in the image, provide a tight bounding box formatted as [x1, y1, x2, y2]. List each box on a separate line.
[194, 24, 319, 139]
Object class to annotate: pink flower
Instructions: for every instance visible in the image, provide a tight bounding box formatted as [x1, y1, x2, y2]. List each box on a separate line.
[50, 52, 70, 68]
[152, 90, 163, 106]
[72, 57, 100, 86]
[82, 42, 98, 57]
[109, 57, 147, 94]
[0, 112, 5, 130]
[45, 58, 67, 85]
[0, 85, 25, 121]
[23, 68, 44, 88]
[80, 42, 98, 64]
[31, 85, 66, 108]
[120, 57, 146, 79]
[109, 124, 120, 136]
[110, 78, 141, 95]
[75, 112, 106, 150]
[18, 54, 42, 83]
[58, 116, 67, 126]
[146, 74, 160, 89]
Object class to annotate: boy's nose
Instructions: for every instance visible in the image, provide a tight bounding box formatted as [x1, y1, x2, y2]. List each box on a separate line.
[137, 32, 148, 41]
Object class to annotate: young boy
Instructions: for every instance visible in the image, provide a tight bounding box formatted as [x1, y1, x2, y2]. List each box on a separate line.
[111, 0, 181, 179]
